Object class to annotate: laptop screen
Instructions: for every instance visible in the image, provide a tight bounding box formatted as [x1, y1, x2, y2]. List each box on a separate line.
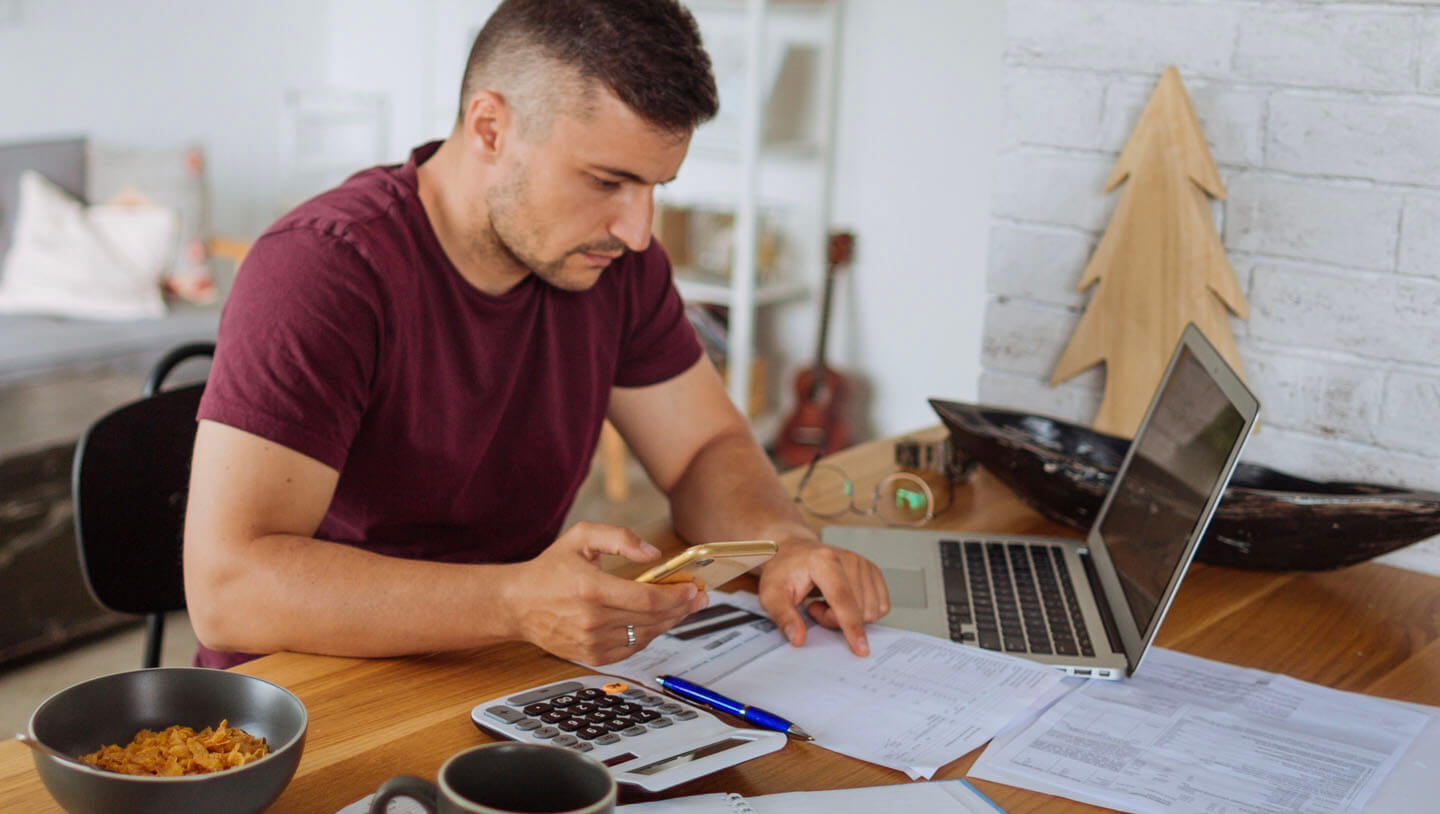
[1098, 345, 1249, 636]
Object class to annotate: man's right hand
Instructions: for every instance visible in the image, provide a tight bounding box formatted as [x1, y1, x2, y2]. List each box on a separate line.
[502, 522, 708, 665]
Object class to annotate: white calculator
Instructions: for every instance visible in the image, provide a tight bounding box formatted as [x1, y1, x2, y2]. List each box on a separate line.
[469, 674, 787, 792]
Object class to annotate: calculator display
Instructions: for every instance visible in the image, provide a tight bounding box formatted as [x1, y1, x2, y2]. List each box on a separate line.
[628, 738, 751, 776]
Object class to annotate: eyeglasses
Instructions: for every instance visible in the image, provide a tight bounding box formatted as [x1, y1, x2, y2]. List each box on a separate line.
[793, 453, 954, 527]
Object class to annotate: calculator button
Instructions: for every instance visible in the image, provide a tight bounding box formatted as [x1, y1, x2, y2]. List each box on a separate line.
[635, 694, 663, 706]
[522, 703, 553, 717]
[588, 711, 614, 723]
[532, 726, 559, 739]
[577, 726, 606, 740]
[558, 719, 585, 732]
[602, 681, 628, 694]
[603, 719, 630, 732]
[550, 695, 577, 707]
[576, 688, 604, 700]
[569, 702, 596, 715]
[673, 710, 698, 721]
[595, 695, 622, 708]
[632, 709, 660, 723]
[621, 688, 646, 698]
[620, 725, 648, 737]
[542, 711, 568, 724]
[574, 742, 593, 752]
[484, 706, 525, 724]
[613, 702, 641, 716]
[514, 718, 541, 731]
[595, 733, 621, 746]
[508, 682, 584, 706]
[647, 717, 673, 729]
[656, 703, 683, 715]
[553, 734, 578, 747]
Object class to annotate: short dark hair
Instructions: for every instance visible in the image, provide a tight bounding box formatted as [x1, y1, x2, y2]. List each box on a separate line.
[459, 0, 719, 133]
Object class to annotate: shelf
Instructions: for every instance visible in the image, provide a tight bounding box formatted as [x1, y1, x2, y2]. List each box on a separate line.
[675, 274, 809, 307]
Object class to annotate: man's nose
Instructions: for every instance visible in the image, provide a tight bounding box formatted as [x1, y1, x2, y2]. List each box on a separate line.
[610, 185, 654, 252]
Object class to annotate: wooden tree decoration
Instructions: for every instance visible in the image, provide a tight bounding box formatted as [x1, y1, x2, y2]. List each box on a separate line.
[1051, 66, 1249, 438]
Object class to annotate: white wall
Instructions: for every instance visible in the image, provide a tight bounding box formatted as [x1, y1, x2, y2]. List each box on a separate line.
[0, 0, 328, 236]
[827, 0, 1002, 437]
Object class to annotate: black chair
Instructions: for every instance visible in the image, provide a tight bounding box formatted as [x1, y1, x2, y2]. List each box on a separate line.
[72, 342, 214, 668]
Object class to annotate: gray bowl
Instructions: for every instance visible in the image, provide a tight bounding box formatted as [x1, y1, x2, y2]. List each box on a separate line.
[27, 667, 307, 814]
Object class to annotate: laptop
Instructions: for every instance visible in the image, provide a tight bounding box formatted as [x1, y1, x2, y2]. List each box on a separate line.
[825, 324, 1259, 679]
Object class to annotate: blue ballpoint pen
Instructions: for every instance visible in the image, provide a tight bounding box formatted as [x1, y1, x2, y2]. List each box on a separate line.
[655, 675, 814, 741]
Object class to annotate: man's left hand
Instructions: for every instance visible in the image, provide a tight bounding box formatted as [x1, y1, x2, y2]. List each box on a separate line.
[757, 538, 889, 657]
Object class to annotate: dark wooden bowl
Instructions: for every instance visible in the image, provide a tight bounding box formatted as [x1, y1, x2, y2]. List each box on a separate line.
[930, 399, 1440, 571]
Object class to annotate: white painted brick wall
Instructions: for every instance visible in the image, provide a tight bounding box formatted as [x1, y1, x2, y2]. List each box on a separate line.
[992, 149, 1120, 231]
[1268, 93, 1440, 185]
[987, 222, 1094, 309]
[1233, 6, 1416, 92]
[1224, 174, 1402, 270]
[984, 0, 1440, 576]
[1400, 194, 1440, 279]
[1250, 262, 1440, 368]
[1006, 1, 1239, 75]
[1424, 14, 1440, 93]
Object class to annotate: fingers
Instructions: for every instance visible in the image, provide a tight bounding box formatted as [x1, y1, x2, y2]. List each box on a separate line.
[760, 582, 809, 648]
[564, 522, 662, 564]
[808, 553, 870, 657]
[586, 618, 681, 665]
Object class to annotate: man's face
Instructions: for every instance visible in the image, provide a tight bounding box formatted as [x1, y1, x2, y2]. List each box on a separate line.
[483, 88, 691, 292]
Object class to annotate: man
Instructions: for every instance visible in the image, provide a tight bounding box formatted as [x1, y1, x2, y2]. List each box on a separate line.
[183, 0, 888, 670]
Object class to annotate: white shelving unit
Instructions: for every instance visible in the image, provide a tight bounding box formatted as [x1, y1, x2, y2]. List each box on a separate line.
[665, 0, 841, 426]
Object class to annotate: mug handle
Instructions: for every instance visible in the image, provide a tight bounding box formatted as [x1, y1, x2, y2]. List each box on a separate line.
[368, 774, 440, 814]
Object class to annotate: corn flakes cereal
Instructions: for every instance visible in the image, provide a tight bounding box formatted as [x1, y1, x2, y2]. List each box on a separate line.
[80, 719, 268, 776]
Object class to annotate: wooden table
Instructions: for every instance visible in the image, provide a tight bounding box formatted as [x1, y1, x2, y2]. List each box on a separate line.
[4, 429, 1438, 812]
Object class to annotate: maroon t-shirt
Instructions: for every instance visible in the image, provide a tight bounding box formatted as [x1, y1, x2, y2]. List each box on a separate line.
[194, 142, 702, 667]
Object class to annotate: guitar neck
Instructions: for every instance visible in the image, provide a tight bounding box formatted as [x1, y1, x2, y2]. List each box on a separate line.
[811, 266, 837, 385]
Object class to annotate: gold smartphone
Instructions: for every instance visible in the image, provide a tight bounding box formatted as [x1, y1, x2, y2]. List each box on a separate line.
[633, 540, 777, 590]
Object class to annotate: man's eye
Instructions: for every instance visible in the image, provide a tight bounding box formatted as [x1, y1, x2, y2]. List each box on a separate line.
[591, 175, 621, 190]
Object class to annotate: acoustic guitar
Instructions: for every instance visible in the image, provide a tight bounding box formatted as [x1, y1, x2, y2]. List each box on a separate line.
[771, 231, 854, 469]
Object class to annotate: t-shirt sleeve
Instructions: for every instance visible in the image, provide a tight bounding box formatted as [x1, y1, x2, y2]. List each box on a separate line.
[197, 226, 381, 470]
[613, 241, 704, 388]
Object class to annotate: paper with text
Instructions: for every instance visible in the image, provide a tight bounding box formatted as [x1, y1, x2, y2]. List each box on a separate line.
[587, 591, 1064, 778]
[616, 778, 1004, 812]
[969, 648, 1435, 813]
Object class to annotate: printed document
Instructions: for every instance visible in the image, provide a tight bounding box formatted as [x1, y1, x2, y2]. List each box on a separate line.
[585, 591, 1063, 778]
[969, 647, 1435, 813]
[616, 778, 1003, 813]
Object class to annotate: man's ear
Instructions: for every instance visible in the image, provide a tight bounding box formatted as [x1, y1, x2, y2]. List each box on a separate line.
[462, 90, 511, 161]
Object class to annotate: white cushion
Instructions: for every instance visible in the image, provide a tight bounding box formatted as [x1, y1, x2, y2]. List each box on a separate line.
[0, 171, 177, 320]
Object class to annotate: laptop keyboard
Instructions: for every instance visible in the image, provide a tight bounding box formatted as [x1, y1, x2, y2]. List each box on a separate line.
[941, 540, 1094, 658]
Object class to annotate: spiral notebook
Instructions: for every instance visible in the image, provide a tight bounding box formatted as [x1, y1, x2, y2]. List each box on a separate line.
[615, 779, 1004, 813]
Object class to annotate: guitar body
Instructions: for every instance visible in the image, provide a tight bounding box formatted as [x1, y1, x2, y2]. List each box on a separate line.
[771, 232, 856, 469]
[773, 367, 851, 468]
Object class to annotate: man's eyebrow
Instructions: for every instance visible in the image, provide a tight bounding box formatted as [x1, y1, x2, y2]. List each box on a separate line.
[590, 165, 678, 185]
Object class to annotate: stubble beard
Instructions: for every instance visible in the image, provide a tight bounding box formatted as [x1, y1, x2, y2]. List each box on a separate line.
[482, 169, 621, 293]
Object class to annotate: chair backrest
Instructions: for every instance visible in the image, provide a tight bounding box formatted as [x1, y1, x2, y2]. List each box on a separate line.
[71, 343, 213, 616]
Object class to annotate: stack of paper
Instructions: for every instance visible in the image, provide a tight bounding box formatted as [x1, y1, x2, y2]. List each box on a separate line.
[970, 648, 1437, 813]
[586, 591, 1064, 778]
[617, 779, 1003, 812]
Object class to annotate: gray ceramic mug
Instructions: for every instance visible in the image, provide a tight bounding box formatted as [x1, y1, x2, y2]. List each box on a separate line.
[368, 742, 616, 814]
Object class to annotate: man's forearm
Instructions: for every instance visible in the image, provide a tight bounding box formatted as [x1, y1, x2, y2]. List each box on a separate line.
[185, 532, 519, 658]
[665, 427, 816, 550]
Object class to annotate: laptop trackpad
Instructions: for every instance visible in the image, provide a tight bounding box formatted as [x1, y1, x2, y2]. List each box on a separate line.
[882, 568, 929, 609]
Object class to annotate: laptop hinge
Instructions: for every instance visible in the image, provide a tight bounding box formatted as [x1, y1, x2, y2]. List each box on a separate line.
[1079, 549, 1125, 657]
